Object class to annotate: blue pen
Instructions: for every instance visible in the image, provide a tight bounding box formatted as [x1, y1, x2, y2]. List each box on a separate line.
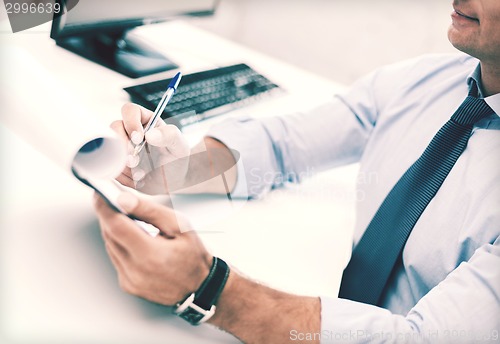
[133, 71, 182, 156]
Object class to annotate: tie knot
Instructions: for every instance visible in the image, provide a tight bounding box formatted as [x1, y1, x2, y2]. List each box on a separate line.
[451, 96, 494, 126]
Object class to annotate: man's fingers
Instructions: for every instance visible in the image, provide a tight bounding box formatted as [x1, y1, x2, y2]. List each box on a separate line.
[110, 120, 128, 140]
[145, 125, 190, 158]
[126, 154, 140, 168]
[104, 236, 128, 267]
[121, 103, 153, 145]
[94, 193, 154, 253]
[102, 230, 129, 260]
[116, 174, 135, 189]
[103, 240, 136, 294]
[116, 192, 183, 237]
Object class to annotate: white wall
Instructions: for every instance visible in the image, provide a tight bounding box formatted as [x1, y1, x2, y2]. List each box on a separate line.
[192, 0, 458, 84]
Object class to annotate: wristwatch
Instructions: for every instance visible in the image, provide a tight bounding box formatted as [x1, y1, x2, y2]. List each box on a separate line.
[174, 256, 230, 325]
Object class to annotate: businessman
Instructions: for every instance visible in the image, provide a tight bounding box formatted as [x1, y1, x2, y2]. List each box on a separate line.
[94, 0, 499, 342]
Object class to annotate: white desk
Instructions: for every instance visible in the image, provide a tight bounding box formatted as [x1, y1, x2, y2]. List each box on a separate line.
[0, 20, 357, 344]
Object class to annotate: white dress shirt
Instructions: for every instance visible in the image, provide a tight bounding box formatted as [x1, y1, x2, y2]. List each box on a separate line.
[207, 53, 500, 343]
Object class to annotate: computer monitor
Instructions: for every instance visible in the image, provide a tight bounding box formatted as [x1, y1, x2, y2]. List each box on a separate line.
[50, 0, 219, 78]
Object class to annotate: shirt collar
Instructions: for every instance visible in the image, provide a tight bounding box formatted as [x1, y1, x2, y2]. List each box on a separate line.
[467, 63, 500, 118]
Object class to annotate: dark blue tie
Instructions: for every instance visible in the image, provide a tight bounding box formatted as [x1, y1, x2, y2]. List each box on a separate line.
[338, 82, 495, 305]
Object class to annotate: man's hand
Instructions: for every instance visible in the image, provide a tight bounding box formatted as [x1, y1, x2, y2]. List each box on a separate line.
[94, 191, 320, 343]
[111, 103, 238, 196]
[94, 191, 212, 306]
[110, 103, 191, 194]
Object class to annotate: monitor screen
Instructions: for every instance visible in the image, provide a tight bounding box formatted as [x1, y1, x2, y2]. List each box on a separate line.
[50, 0, 220, 78]
[52, 0, 218, 38]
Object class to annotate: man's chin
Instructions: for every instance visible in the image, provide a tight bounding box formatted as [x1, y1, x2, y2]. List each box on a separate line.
[447, 29, 474, 56]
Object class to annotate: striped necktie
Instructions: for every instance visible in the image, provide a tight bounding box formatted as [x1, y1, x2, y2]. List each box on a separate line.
[338, 82, 495, 305]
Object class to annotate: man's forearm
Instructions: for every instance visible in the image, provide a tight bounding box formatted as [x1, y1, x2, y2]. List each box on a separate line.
[180, 137, 321, 341]
[209, 270, 321, 344]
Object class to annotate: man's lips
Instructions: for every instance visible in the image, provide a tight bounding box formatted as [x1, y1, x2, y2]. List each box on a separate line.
[454, 9, 479, 22]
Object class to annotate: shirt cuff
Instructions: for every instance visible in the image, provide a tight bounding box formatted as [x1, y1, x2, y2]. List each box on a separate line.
[206, 116, 280, 199]
[319, 296, 411, 344]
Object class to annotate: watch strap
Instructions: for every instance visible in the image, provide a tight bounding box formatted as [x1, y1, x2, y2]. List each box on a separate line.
[174, 257, 230, 325]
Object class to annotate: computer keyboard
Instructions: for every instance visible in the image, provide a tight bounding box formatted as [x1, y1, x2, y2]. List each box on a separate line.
[124, 63, 282, 127]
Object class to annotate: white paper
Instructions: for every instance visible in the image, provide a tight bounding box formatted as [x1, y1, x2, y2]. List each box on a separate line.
[0, 46, 126, 179]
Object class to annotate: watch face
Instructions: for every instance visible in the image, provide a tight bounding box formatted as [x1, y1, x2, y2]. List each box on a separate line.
[179, 307, 205, 325]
